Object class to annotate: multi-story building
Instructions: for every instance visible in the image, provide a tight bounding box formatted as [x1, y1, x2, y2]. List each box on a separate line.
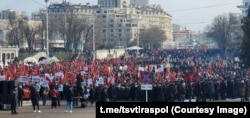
[0, 9, 24, 19]
[0, 19, 9, 46]
[98, 0, 130, 8]
[42, 1, 172, 49]
[130, 0, 149, 6]
[172, 24, 195, 42]
[237, 0, 250, 17]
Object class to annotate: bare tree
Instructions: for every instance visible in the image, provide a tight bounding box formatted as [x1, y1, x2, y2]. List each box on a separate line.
[35, 9, 46, 50]
[22, 20, 40, 54]
[51, 8, 102, 53]
[6, 12, 27, 48]
[206, 13, 238, 51]
[139, 26, 166, 49]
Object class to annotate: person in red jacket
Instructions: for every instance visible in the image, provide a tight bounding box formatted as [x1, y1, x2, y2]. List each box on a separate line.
[50, 87, 58, 108]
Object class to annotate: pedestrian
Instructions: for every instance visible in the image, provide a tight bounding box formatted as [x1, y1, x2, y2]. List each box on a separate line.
[50, 87, 58, 108]
[30, 85, 41, 113]
[41, 86, 49, 106]
[17, 85, 24, 107]
[240, 80, 246, 102]
[65, 85, 74, 113]
[11, 86, 18, 115]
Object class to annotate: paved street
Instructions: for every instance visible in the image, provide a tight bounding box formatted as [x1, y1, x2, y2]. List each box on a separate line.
[0, 98, 248, 118]
[0, 100, 96, 118]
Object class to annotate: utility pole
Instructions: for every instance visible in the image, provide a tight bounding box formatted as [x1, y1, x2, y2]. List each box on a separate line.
[45, 0, 49, 59]
[92, 8, 96, 61]
[137, 15, 140, 57]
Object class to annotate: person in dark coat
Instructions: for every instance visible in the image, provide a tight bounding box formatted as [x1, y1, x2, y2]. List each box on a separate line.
[107, 85, 117, 102]
[89, 85, 95, 106]
[30, 85, 41, 113]
[194, 81, 202, 102]
[17, 85, 24, 107]
[11, 86, 18, 115]
[220, 79, 227, 100]
[65, 85, 74, 113]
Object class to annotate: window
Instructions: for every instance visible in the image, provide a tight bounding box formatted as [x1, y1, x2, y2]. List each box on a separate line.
[110, 29, 113, 32]
[103, 30, 106, 33]
[11, 53, 14, 59]
[0, 30, 3, 41]
[7, 53, 10, 59]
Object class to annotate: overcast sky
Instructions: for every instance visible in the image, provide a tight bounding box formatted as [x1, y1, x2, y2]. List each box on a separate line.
[0, 0, 242, 32]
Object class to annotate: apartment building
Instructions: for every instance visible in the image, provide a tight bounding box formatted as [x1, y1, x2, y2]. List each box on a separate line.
[130, 0, 149, 6]
[98, 0, 130, 8]
[238, 0, 250, 17]
[33, 1, 172, 49]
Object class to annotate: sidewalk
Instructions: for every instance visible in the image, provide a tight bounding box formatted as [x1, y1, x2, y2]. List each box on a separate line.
[0, 100, 96, 118]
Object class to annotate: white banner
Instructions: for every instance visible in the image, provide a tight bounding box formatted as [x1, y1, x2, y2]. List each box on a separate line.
[19, 76, 30, 83]
[32, 76, 41, 84]
[83, 66, 88, 71]
[0, 76, 5, 81]
[139, 67, 145, 71]
[87, 78, 93, 86]
[42, 80, 49, 87]
[98, 76, 104, 85]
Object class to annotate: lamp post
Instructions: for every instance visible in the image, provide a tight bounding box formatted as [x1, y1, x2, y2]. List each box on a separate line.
[92, 8, 96, 61]
[137, 17, 140, 57]
[45, 0, 49, 59]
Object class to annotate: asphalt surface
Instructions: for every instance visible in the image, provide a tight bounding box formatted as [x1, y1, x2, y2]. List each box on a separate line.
[0, 98, 248, 118]
[0, 100, 96, 118]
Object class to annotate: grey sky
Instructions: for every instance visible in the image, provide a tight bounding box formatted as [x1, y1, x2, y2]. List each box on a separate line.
[0, 0, 242, 32]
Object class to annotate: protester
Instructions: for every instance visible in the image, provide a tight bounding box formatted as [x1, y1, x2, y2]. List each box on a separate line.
[65, 85, 74, 113]
[41, 86, 49, 106]
[11, 86, 18, 115]
[30, 85, 41, 113]
[17, 85, 24, 107]
[50, 86, 59, 108]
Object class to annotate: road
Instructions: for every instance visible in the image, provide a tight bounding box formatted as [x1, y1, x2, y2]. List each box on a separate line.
[0, 100, 96, 118]
[0, 98, 248, 118]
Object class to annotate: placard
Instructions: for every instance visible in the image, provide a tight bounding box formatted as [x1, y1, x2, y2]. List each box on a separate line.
[83, 66, 88, 71]
[98, 76, 104, 85]
[42, 80, 49, 87]
[139, 67, 145, 71]
[0, 76, 5, 81]
[87, 78, 93, 86]
[32, 76, 41, 84]
[141, 72, 152, 83]
[19, 76, 30, 83]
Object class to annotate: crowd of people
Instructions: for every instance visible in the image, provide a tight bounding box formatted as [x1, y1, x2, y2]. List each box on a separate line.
[1, 48, 250, 115]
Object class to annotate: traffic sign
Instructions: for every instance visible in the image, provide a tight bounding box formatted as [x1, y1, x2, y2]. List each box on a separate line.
[141, 84, 153, 90]
[141, 71, 152, 83]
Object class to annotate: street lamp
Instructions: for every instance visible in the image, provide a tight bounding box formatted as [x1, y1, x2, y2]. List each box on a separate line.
[92, 8, 96, 61]
[45, 0, 49, 59]
[137, 18, 140, 57]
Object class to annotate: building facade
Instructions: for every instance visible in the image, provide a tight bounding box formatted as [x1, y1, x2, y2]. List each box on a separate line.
[238, 0, 250, 17]
[42, 1, 173, 48]
[130, 0, 149, 6]
[172, 24, 195, 42]
[98, 0, 130, 8]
